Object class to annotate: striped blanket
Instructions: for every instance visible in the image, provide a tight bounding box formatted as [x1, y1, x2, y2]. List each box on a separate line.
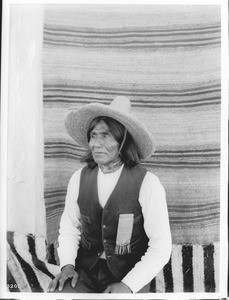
[7, 231, 60, 293]
[7, 231, 219, 293]
[43, 4, 220, 245]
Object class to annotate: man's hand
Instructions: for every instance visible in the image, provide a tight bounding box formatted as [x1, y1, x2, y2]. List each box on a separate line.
[103, 282, 132, 293]
[48, 264, 78, 292]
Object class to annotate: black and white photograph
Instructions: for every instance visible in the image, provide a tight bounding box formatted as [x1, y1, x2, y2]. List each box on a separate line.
[1, 0, 228, 299]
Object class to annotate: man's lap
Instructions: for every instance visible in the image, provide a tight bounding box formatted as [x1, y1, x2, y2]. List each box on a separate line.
[53, 268, 98, 293]
[52, 259, 150, 294]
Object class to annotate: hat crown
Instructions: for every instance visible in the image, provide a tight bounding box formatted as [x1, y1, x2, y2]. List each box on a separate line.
[110, 96, 131, 113]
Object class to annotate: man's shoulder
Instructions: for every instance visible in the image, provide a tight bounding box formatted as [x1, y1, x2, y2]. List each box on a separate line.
[69, 166, 85, 182]
[144, 170, 163, 186]
[131, 165, 158, 179]
[145, 171, 166, 197]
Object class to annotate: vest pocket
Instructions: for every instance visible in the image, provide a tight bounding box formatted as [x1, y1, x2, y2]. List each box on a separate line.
[134, 214, 143, 223]
[81, 232, 91, 250]
[80, 214, 92, 250]
[129, 235, 144, 253]
[81, 213, 92, 224]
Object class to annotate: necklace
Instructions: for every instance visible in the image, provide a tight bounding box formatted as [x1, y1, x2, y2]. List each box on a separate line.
[98, 157, 123, 174]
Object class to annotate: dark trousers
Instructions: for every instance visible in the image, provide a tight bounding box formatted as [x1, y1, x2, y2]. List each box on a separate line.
[54, 258, 150, 293]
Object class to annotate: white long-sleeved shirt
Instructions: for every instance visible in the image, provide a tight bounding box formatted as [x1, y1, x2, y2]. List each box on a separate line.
[57, 165, 172, 293]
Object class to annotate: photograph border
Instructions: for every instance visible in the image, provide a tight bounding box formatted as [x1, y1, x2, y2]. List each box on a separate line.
[1, 0, 228, 299]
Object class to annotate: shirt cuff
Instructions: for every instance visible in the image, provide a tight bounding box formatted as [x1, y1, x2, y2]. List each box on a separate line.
[59, 257, 76, 269]
[121, 277, 145, 294]
[57, 248, 77, 269]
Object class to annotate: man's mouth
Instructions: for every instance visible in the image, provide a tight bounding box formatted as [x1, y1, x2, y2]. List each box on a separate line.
[93, 152, 105, 155]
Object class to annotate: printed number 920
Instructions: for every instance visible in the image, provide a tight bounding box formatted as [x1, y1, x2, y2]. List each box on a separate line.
[7, 283, 18, 289]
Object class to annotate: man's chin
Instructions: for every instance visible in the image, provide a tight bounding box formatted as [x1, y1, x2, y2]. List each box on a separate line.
[92, 153, 106, 161]
[95, 160, 108, 165]
[93, 157, 107, 165]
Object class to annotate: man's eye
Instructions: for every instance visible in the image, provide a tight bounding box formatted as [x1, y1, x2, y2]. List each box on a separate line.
[102, 132, 110, 138]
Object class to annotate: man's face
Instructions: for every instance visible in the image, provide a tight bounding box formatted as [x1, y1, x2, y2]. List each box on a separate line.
[89, 120, 120, 165]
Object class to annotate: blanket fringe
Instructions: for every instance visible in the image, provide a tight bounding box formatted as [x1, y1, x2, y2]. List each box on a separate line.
[114, 244, 131, 255]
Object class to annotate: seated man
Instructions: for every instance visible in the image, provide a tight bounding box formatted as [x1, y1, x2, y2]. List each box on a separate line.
[48, 96, 172, 293]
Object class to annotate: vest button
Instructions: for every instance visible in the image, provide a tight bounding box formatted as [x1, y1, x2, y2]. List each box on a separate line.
[103, 225, 106, 228]
[103, 239, 107, 243]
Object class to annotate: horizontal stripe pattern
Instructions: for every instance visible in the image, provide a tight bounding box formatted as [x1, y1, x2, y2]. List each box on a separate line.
[44, 187, 220, 228]
[43, 84, 221, 108]
[7, 231, 219, 293]
[43, 24, 220, 49]
[44, 142, 220, 168]
[168, 202, 220, 226]
[43, 5, 220, 246]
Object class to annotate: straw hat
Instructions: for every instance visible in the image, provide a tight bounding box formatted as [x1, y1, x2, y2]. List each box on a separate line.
[65, 96, 155, 159]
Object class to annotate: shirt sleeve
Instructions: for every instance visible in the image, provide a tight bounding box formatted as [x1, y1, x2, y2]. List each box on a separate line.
[121, 171, 172, 293]
[57, 168, 83, 269]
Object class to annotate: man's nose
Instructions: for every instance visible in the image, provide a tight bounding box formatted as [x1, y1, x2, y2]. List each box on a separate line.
[91, 137, 103, 147]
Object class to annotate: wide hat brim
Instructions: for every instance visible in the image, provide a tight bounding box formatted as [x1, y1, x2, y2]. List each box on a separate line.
[65, 102, 155, 159]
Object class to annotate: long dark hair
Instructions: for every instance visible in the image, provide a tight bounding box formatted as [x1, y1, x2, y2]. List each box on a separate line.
[80, 116, 141, 168]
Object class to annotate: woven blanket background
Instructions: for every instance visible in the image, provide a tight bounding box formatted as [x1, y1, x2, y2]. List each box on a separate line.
[43, 5, 221, 248]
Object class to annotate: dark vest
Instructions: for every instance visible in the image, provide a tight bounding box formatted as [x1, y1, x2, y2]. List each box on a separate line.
[75, 164, 149, 280]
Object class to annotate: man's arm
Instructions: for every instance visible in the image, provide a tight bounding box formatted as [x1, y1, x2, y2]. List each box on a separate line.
[57, 168, 83, 268]
[121, 172, 172, 293]
[48, 169, 83, 292]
